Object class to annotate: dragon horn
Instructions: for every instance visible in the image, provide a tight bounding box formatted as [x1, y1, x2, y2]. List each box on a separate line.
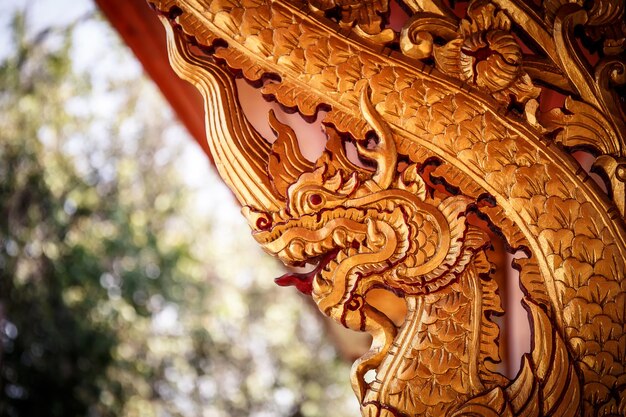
[162, 18, 281, 212]
[357, 85, 398, 190]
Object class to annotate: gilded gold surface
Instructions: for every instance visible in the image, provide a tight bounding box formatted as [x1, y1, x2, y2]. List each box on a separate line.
[152, 0, 626, 415]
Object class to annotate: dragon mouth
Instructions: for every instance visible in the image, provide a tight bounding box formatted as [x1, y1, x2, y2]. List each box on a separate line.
[274, 249, 341, 295]
[257, 206, 407, 310]
[265, 216, 372, 303]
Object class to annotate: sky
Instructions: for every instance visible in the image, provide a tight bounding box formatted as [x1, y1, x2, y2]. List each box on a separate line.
[1, 0, 255, 240]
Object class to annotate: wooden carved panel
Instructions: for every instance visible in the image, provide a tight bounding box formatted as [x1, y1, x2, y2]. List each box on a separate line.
[149, 0, 626, 415]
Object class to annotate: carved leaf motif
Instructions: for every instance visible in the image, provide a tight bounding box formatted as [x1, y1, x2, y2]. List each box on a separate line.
[542, 0, 583, 25]
[586, 6, 626, 55]
[213, 48, 266, 81]
[586, 0, 625, 26]
[212, 6, 245, 36]
[308, 0, 389, 35]
[261, 82, 321, 117]
[433, 39, 464, 79]
[499, 73, 541, 104]
[209, 0, 242, 14]
[272, 24, 302, 58]
[323, 110, 369, 139]
[305, 41, 332, 76]
[433, 170, 482, 199]
[449, 387, 512, 417]
[538, 197, 580, 230]
[541, 96, 622, 156]
[539, 228, 574, 256]
[397, 164, 427, 200]
[462, 0, 511, 34]
[571, 235, 604, 265]
[241, 4, 270, 38]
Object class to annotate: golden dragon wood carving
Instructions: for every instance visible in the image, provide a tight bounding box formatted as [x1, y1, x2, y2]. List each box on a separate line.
[150, 0, 625, 415]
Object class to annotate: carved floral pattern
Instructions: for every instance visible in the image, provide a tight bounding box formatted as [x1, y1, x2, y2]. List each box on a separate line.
[431, 1, 540, 106]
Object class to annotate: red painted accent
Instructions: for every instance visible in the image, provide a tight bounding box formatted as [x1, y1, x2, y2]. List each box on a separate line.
[274, 272, 315, 295]
[274, 250, 339, 295]
[461, 43, 499, 85]
[256, 217, 272, 230]
[463, 45, 496, 63]
[309, 193, 322, 206]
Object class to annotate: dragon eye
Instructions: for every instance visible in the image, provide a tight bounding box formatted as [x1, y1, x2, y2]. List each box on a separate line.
[308, 193, 322, 206]
[255, 217, 272, 231]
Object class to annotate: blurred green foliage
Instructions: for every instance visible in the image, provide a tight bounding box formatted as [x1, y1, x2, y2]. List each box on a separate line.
[0, 5, 357, 417]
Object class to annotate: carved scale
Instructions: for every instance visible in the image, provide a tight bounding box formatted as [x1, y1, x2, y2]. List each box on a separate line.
[150, 0, 625, 415]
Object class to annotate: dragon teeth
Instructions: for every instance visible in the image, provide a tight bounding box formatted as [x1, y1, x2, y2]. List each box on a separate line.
[333, 229, 347, 246]
[289, 241, 305, 260]
[306, 243, 322, 256]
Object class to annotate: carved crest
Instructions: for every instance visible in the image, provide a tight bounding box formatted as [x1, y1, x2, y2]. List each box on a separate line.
[152, 0, 625, 415]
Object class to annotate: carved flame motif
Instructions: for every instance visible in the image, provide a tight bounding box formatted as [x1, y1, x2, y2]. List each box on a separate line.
[152, 0, 625, 416]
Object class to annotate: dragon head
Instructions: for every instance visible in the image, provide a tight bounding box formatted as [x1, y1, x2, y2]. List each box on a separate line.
[242, 90, 486, 331]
